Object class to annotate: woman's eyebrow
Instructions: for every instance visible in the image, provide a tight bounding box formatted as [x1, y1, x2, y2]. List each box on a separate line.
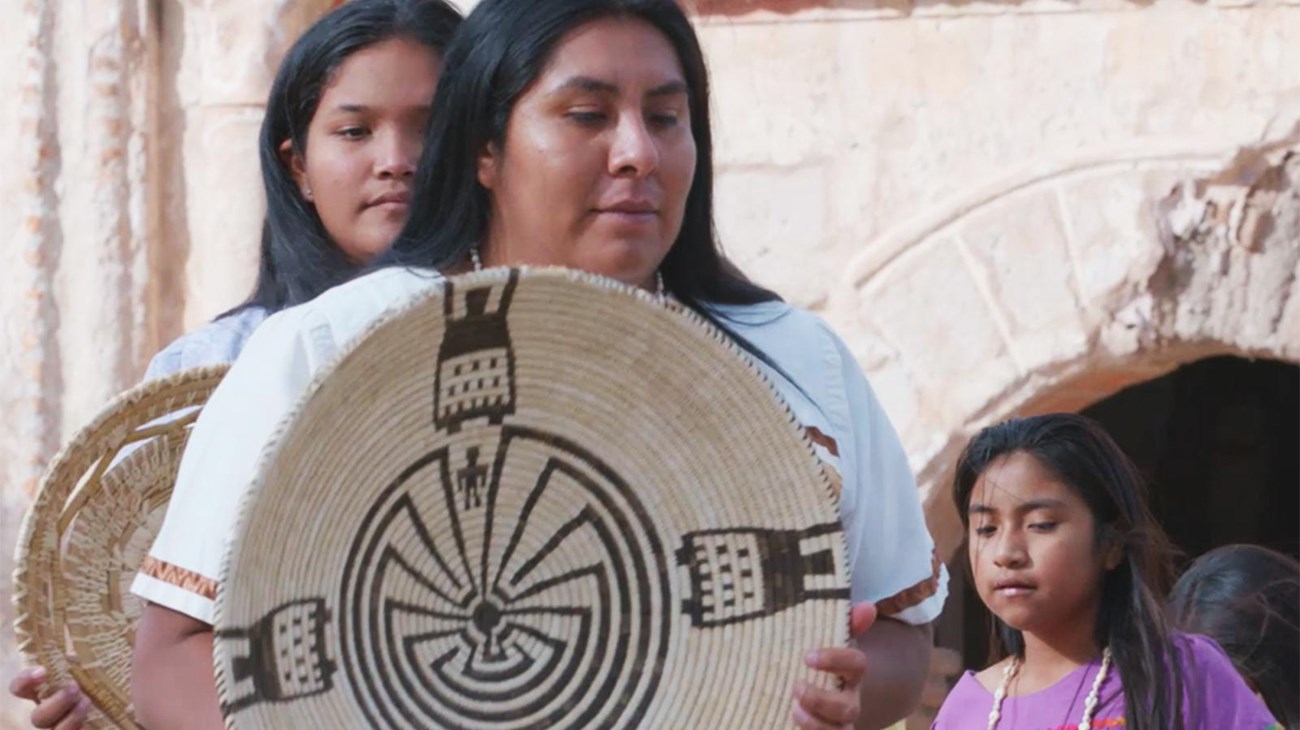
[551, 76, 688, 99]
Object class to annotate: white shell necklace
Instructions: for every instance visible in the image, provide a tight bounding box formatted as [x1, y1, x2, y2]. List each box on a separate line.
[987, 647, 1112, 730]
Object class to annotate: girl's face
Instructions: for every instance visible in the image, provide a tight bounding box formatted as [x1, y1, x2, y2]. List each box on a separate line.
[285, 37, 442, 263]
[967, 451, 1122, 640]
[476, 16, 696, 289]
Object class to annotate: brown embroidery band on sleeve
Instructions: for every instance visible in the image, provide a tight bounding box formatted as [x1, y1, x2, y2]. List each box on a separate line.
[804, 426, 840, 457]
[140, 556, 218, 601]
[876, 552, 942, 616]
[818, 461, 843, 500]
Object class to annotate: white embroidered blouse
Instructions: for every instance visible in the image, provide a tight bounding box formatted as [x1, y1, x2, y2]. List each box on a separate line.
[132, 267, 947, 626]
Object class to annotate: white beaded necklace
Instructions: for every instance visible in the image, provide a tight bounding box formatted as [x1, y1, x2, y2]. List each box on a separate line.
[987, 647, 1112, 730]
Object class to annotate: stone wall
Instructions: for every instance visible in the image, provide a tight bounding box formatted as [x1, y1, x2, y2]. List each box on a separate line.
[693, 0, 1300, 556]
[0, 2, 333, 725]
[0, 0, 1296, 726]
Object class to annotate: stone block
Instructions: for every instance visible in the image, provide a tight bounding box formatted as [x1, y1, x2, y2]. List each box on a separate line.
[842, 329, 942, 462]
[958, 189, 1090, 373]
[182, 106, 266, 327]
[1059, 168, 1181, 315]
[1277, 260, 1300, 361]
[855, 236, 1020, 425]
[698, 21, 843, 168]
[715, 164, 831, 308]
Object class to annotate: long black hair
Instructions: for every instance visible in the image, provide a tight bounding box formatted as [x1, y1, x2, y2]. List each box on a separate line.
[953, 413, 1183, 730]
[1168, 544, 1299, 728]
[381, 0, 779, 315]
[231, 0, 462, 315]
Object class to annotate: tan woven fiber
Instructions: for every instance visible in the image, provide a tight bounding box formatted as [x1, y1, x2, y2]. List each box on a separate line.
[214, 268, 851, 729]
[13, 365, 230, 729]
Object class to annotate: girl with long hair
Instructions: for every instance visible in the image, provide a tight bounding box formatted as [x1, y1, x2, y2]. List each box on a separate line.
[935, 413, 1278, 730]
[11, 3, 462, 727]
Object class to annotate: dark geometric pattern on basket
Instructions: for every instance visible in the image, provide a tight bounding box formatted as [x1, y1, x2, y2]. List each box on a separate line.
[434, 275, 518, 432]
[219, 272, 849, 727]
[215, 599, 336, 715]
[335, 425, 670, 728]
[677, 522, 849, 628]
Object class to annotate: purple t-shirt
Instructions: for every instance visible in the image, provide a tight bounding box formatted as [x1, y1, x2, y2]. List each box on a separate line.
[932, 633, 1280, 730]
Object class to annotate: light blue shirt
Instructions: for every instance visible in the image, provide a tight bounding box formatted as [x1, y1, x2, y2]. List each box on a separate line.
[142, 307, 269, 381]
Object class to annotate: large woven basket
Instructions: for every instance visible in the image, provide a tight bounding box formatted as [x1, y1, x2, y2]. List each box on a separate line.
[13, 365, 230, 729]
[213, 268, 851, 729]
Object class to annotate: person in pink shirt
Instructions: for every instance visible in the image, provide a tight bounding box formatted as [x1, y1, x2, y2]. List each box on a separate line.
[934, 413, 1278, 730]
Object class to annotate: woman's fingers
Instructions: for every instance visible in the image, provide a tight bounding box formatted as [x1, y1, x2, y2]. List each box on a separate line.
[11, 668, 87, 730]
[805, 647, 868, 686]
[51, 697, 90, 730]
[792, 681, 858, 728]
[792, 646, 868, 729]
[9, 667, 45, 702]
[849, 601, 878, 638]
[29, 683, 81, 729]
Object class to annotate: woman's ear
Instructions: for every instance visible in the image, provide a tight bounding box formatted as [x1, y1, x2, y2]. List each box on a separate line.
[1102, 528, 1124, 571]
[280, 139, 313, 201]
[1104, 544, 1123, 571]
[477, 141, 499, 191]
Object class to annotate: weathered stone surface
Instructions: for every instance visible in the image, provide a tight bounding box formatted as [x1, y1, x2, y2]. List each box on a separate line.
[959, 188, 1090, 374]
[857, 235, 1023, 425]
[715, 164, 832, 308]
[1056, 167, 1181, 318]
[0, 2, 336, 724]
[868, 144, 1300, 570]
[181, 106, 267, 325]
[0, 0, 1297, 725]
[699, 2, 1300, 308]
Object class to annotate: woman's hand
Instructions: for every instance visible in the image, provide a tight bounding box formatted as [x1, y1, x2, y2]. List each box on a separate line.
[8, 667, 91, 730]
[791, 602, 878, 729]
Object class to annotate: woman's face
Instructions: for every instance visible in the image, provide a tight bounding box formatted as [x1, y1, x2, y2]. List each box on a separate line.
[285, 37, 441, 263]
[476, 17, 697, 289]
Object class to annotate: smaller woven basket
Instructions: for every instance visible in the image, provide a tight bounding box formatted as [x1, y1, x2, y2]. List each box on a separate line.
[12, 365, 230, 729]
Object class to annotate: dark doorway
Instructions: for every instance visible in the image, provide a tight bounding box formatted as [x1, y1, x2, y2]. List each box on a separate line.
[945, 356, 1299, 670]
[1084, 355, 1298, 561]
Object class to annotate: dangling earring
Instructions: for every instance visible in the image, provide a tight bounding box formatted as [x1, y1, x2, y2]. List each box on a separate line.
[655, 271, 666, 304]
[469, 245, 484, 272]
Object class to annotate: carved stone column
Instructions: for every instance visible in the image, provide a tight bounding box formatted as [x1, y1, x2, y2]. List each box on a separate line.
[0, 1, 330, 722]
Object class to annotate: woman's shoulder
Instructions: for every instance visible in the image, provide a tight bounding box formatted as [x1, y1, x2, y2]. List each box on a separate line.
[707, 300, 849, 382]
[1177, 631, 1235, 665]
[707, 299, 835, 347]
[143, 306, 270, 380]
[1174, 632, 1282, 727]
[297, 266, 444, 333]
[711, 299, 887, 444]
[1176, 631, 1247, 682]
[245, 266, 445, 354]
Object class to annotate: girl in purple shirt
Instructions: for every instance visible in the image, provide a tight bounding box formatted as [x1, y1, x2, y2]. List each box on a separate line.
[934, 413, 1279, 730]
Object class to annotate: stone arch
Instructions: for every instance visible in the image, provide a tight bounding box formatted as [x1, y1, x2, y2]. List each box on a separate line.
[830, 140, 1300, 558]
